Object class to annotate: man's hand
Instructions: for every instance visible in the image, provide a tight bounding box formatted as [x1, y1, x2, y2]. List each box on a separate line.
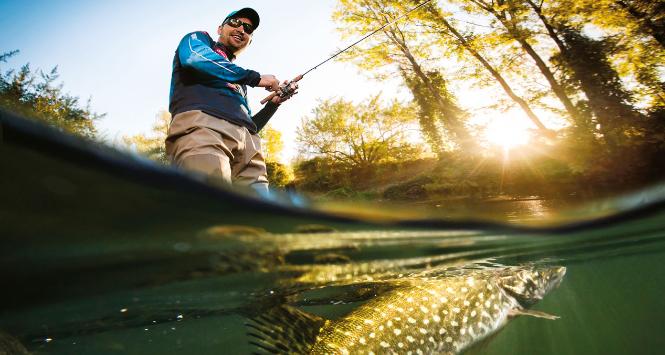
[271, 80, 299, 104]
[259, 74, 280, 92]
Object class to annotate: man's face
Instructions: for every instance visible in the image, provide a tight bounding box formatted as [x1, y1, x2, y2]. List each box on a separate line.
[217, 17, 253, 54]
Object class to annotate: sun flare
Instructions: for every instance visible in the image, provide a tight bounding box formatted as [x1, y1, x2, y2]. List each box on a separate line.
[484, 119, 531, 150]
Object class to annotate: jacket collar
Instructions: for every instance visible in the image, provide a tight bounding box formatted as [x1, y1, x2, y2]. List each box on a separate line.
[213, 41, 236, 62]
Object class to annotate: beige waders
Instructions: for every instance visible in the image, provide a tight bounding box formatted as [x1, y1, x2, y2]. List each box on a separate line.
[165, 110, 268, 194]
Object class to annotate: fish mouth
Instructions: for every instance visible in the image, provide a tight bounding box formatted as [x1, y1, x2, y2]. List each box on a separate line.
[499, 265, 567, 307]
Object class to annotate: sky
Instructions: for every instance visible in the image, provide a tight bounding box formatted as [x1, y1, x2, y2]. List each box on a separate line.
[0, 0, 404, 161]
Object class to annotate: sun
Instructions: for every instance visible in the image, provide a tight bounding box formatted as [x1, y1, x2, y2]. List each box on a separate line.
[484, 118, 531, 150]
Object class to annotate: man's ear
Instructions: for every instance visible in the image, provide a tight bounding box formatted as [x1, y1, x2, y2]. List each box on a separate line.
[217, 25, 223, 35]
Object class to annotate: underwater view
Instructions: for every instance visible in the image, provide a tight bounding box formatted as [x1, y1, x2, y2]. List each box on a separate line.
[2, 111, 665, 354]
[1, 0, 664, 352]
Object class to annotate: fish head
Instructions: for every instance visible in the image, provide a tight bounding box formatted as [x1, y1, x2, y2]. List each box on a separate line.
[497, 266, 566, 307]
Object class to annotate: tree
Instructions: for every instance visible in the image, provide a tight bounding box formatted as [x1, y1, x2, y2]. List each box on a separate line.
[467, 0, 585, 125]
[123, 110, 170, 164]
[414, 0, 554, 137]
[259, 124, 285, 162]
[297, 95, 421, 171]
[0, 50, 102, 139]
[259, 124, 293, 188]
[333, 0, 472, 151]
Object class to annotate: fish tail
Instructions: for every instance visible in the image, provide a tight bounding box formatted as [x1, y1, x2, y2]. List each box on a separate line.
[245, 305, 327, 354]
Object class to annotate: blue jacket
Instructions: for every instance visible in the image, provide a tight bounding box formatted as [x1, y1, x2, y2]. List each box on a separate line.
[169, 31, 277, 133]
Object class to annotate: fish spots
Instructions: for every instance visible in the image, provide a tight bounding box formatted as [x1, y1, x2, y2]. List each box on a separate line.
[446, 287, 455, 294]
[461, 287, 468, 293]
[408, 317, 417, 324]
[451, 321, 459, 327]
[463, 316, 468, 324]
[433, 315, 441, 322]
[407, 335, 416, 343]
[420, 306, 429, 313]
[398, 342, 404, 348]
[440, 297, 448, 303]
[485, 300, 491, 308]
[466, 277, 475, 286]
[364, 319, 374, 325]
[359, 337, 367, 345]
[387, 320, 393, 328]
[439, 328, 447, 335]
[463, 300, 471, 306]
[452, 307, 461, 314]
[419, 328, 428, 334]
[461, 328, 466, 335]
[394, 329, 402, 336]
[423, 319, 430, 325]
[378, 325, 384, 331]
[380, 341, 390, 348]
[407, 297, 414, 303]
[471, 310, 477, 317]
[369, 332, 376, 339]
[446, 336, 453, 343]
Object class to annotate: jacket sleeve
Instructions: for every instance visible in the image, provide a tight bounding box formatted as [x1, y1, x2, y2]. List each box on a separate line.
[252, 101, 280, 132]
[177, 32, 261, 87]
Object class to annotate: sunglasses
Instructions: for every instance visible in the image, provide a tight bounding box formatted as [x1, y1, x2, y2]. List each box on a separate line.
[224, 18, 254, 35]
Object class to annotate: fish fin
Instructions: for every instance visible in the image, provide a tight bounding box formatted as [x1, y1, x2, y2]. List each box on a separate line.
[509, 308, 560, 320]
[245, 305, 328, 354]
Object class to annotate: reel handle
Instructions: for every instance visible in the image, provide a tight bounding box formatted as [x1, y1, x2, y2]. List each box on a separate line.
[260, 74, 304, 104]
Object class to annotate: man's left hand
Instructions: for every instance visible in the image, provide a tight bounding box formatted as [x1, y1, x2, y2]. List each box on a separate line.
[271, 80, 299, 104]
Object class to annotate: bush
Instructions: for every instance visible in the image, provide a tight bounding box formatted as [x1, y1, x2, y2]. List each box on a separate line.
[266, 160, 293, 188]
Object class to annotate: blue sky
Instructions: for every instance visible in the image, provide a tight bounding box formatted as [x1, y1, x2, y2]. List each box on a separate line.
[0, 0, 402, 160]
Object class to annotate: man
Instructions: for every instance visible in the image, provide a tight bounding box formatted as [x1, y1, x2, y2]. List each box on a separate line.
[166, 7, 297, 195]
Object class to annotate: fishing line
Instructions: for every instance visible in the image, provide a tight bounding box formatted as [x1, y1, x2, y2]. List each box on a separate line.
[261, 0, 436, 103]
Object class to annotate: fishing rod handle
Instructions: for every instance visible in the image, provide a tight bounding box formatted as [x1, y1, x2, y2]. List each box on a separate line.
[260, 74, 304, 104]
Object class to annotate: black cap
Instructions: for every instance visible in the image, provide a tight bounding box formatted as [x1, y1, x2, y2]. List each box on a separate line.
[224, 8, 260, 30]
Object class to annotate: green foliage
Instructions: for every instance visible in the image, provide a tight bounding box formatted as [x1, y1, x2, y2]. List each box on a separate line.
[122, 110, 170, 164]
[293, 156, 348, 192]
[266, 160, 293, 189]
[297, 95, 422, 170]
[259, 124, 284, 162]
[0, 50, 102, 139]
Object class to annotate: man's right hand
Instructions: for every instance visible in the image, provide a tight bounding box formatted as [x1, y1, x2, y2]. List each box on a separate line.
[259, 74, 280, 92]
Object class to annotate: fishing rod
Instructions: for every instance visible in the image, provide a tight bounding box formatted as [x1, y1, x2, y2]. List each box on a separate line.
[261, 0, 436, 104]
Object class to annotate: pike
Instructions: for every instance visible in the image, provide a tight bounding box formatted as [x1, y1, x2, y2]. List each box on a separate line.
[260, 0, 436, 104]
[247, 265, 566, 354]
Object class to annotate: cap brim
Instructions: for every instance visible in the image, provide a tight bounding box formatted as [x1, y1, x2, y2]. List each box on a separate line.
[229, 8, 260, 30]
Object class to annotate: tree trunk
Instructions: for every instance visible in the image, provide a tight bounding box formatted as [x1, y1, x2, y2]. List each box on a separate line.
[472, 0, 584, 124]
[365, 1, 473, 149]
[425, 5, 553, 136]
